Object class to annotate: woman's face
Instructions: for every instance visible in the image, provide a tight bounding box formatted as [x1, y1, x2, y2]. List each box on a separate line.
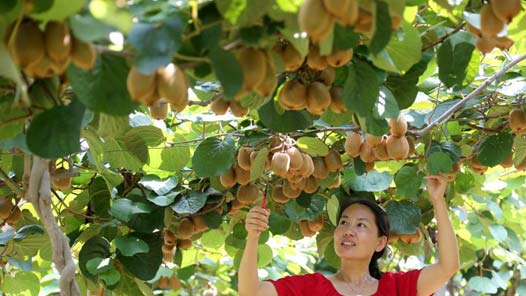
[333, 203, 387, 260]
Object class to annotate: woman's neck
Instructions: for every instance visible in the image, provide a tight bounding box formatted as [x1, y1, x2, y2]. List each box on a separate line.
[338, 259, 373, 283]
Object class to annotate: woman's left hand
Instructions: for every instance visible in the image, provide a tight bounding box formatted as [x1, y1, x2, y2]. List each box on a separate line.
[426, 174, 448, 202]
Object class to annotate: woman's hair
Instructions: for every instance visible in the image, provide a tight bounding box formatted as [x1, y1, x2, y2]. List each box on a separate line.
[337, 198, 390, 280]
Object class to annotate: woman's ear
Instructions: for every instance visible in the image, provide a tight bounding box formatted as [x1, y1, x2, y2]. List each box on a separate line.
[375, 235, 388, 252]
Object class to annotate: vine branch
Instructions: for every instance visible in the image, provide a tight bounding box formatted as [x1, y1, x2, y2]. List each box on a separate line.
[0, 168, 24, 197]
[413, 54, 526, 137]
[421, 22, 465, 51]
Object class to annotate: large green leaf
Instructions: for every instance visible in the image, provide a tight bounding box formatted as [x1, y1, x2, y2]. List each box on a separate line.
[476, 133, 514, 167]
[117, 232, 162, 281]
[437, 36, 475, 89]
[395, 166, 422, 200]
[109, 199, 154, 223]
[343, 169, 393, 192]
[26, 99, 85, 158]
[333, 23, 359, 50]
[467, 276, 498, 294]
[192, 135, 236, 177]
[369, 1, 392, 55]
[79, 236, 111, 282]
[343, 60, 379, 117]
[208, 47, 243, 99]
[284, 194, 325, 222]
[171, 191, 207, 215]
[139, 175, 178, 195]
[89, 177, 112, 218]
[67, 54, 137, 115]
[513, 136, 526, 166]
[296, 137, 329, 157]
[268, 211, 291, 235]
[114, 236, 149, 256]
[1, 271, 40, 295]
[258, 99, 313, 132]
[103, 138, 144, 171]
[385, 200, 422, 234]
[427, 151, 453, 174]
[0, 95, 26, 140]
[374, 87, 399, 119]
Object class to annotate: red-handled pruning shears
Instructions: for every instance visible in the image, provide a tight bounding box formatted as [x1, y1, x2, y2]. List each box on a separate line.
[261, 183, 268, 209]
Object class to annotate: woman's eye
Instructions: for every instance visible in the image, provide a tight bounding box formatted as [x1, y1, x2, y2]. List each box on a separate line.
[358, 223, 366, 228]
[339, 220, 347, 225]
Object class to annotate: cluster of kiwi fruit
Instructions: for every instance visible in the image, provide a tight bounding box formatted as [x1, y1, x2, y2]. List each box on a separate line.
[466, 0, 522, 54]
[345, 115, 415, 170]
[0, 197, 21, 225]
[51, 166, 72, 192]
[209, 95, 249, 117]
[157, 274, 182, 291]
[7, 19, 96, 78]
[127, 63, 189, 118]
[298, 215, 324, 237]
[389, 228, 424, 244]
[234, 46, 278, 100]
[299, 0, 402, 44]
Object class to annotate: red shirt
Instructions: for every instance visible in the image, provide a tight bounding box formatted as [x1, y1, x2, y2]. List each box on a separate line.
[268, 269, 423, 295]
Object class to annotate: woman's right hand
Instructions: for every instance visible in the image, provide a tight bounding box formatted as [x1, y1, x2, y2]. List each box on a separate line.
[245, 206, 270, 238]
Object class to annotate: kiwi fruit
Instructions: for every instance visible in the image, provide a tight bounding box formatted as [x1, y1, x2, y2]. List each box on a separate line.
[324, 150, 343, 172]
[49, 56, 70, 75]
[326, 49, 353, 68]
[272, 185, 289, 204]
[237, 184, 260, 205]
[386, 135, 409, 160]
[373, 136, 390, 161]
[283, 181, 302, 198]
[471, 156, 488, 174]
[286, 146, 304, 170]
[339, 0, 359, 26]
[306, 82, 332, 115]
[307, 46, 328, 70]
[509, 109, 526, 135]
[178, 218, 195, 239]
[495, 36, 514, 50]
[500, 153, 514, 168]
[328, 174, 341, 189]
[169, 275, 182, 291]
[70, 38, 96, 70]
[229, 100, 249, 117]
[235, 164, 251, 185]
[255, 56, 278, 97]
[299, 153, 315, 177]
[149, 99, 169, 120]
[10, 20, 45, 68]
[278, 80, 308, 110]
[191, 215, 209, 233]
[25, 54, 54, 78]
[390, 15, 402, 30]
[476, 37, 497, 54]
[210, 96, 230, 115]
[178, 239, 193, 250]
[318, 67, 336, 86]
[164, 228, 177, 246]
[354, 9, 373, 33]
[51, 167, 72, 192]
[515, 159, 526, 171]
[299, 0, 334, 43]
[312, 157, 329, 179]
[237, 146, 254, 171]
[159, 276, 169, 289]
[220, 167, 236, 188]
[491, 0, 522, 23]
[0, 198, 14, 220]
[329, 86, 346, 113]
[322, 0, 350, 20]
[271, 152, 291, 177]
[344, 131, 363, 158]
[359, 142, 375, 163]
[299, 220, 317, 237]
[480, 4, 504, 37]
[307, 215, 324, 232]
[274, 43, 303, 72]
[290, 177, 307, 191]
[162, 244, 175, 263]
[238, 47, 267, 90]
[304, 176, 319, 193]
[44, 22, 71, 62]
[365, 161, 375, 173]
[157, 63, 188, 111]
[388, 116, 408, 136]
[127, 66, 157, 105]
[365, 134, 383, 147]
[400, 229, 423, 244]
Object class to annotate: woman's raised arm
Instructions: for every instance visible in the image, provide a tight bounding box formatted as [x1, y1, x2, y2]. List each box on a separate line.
[417, 175, 460, 296]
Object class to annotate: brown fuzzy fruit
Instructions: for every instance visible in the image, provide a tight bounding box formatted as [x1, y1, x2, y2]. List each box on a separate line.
[509, 109, 526, 135]
[373, 136, 390, 161]
[391, 15, 402, 30]
[70, 38, 96, 70]
[191, 215, 209, 233]
[328, 174, 341, 189]
[500, 153, 514, 168]
[282, 181, 302, 198]
[299, 220, 317, 237]
[210, 96, 230, 115]
[312, 157, 329, 179]
[307, 46, 327, 70]
[324, 150, 343, 172]
[235, 164, 251, 185]
[365, 161, 375, 173]
[304, 176, 319, 193]
[149, 100, 169, 120]
[274, 43, 303, 72]
[306, 82, 332, 115]
[278, 80, 308, 110]
[322, 0, 350, 20]
[169, 275, 182, 291]
[157, 63, 188, 111]
[445, 162, 461, 182]
[286, 146, 304, 170]
[0, 198, 14, 220]
[339, 0, 359, 26]
[44, 22, 72, 62]
[10, 21, 45, 68]
[345, 131, 363, 158]
[178, 218, 195, 239]
[299, 153, 315, 177]
[164, 229, 177, 246]
[307, 215, 324, 232]
[386, 135, 409, 160]
[272, 152, 291, 177]
[326, 49, 353, 68]
[299, 0, 334, 43]
[158, 276, 169, 290]
[237, 146, 254, 171]
[359, 142, 375, 163]
[238, 47, 267, 90]
[400, 229, 423, 244]
[495, 36, 514, 50]
[480, 4, 504, 37]
[329, 86, 346, 113]
[471, 157, 488, 174]
[220, 167, 236, 188]
[237, 184, 260, 205]
[354, 9, 373, 33]
[491, 0, 522, 23]
[127, 66, 157, 105]
[515, 158, 526, 171]
[52, 167, 72, 192]
[466, 23, 482, 37]
[476, 37, 497, 54]
[388, 116, 408, 136]
[162, 244, 175, 263]
[255, 56, 278, 97]
[178, 239, 193, 250]
[365, 134, 383, 147]
[272, 185, 289, 204]
[229, 100, 249, 117]
[25, 55, 54, 78]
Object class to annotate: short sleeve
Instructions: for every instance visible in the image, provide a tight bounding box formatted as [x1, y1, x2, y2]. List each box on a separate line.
[378, 269, 425, 296]
[267, 273, 337, 296]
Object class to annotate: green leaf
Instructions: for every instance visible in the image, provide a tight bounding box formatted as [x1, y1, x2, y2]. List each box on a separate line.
[268, 212, 291, 235]
[79, 236, 111, 282]
[258, 99, 313, 132]
[13, 225, 44, 241]
[333, 23, 359, 50]
[146, 191, 178, 207]
[250, 147, 269, 181]
[171, 191, 207, 214]
[202, 211, 223, 229]
[103, 138, 144, 171]
[139, 175, 178, 195]
[437, 38, 475, 89]
[284, 194, 325, 222]
[468, 276, 498, 294]
[67, 54, 137, 115]
[343, 60, 379, 117]
[324, 240, 341, 269]
[0, 229, 14, 245]
[128, 18, 185, 74]
[201, 229, 226, 249]
[100, 269, 121, 286]
[89, 177, 112, 218]
[149, 133, 190, 172]
[208, 47, 243, 99]
[29, 0, 84, 21]
[476, 133, 514, 167]
[395, 166, 422, 200]
[371, 21, 422, 73]
[296, 137, 329, 157]
[257, 244, 273, 268]
[114, 236, 150, 256]
[0, 95, 26, 140]
[375, 87, 399, 119]
[117, 232, 162, 281]
[343, 169, 393, 192]
[1, 271, 40, 296]
[192, 135, 236, 177]
[427, 152, 453, 174]
[455, 172, 475, 194]
[97, 114, 131, 139]
[26, 99, 85, 158]
[109, 199, 153, 222]
[488, 225, 507, 243]
[385, 200, 422, 234]
[327, 195, 340, 227]
[513, 136, 526, 166]
[125, 126, 164, 147]
[369, 1, 392, 55]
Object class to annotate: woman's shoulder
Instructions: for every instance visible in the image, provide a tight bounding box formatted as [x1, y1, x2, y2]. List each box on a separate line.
[377, 269, 422, 295]
[268, 272, 339, 296]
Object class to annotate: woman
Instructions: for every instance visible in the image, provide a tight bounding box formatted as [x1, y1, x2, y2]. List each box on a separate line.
[238, 175, 459, 295]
